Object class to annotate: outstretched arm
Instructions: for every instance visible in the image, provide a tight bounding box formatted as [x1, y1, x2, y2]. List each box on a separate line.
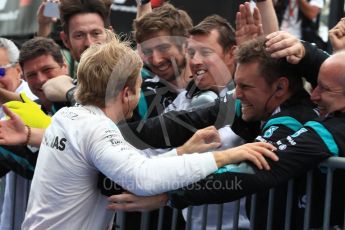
[256, 0, 279, 34]
[36, 0, 59, 37]
[107, 142, 278, 211]
[169, 126, 331, 209]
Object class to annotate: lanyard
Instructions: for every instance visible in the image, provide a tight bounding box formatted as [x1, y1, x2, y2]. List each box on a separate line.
[288, 0, 298, 17]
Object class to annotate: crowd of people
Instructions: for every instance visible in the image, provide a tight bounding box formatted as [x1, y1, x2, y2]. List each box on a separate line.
[0, 0, 345, 229]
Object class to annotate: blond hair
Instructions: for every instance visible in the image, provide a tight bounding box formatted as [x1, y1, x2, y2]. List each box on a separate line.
[75, 36, 142, 107]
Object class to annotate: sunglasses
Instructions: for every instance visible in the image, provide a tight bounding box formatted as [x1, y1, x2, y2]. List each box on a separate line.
[0, 63, 16, 77]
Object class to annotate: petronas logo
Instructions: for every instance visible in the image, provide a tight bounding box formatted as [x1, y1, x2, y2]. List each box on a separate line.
[263, 126, 279, 138]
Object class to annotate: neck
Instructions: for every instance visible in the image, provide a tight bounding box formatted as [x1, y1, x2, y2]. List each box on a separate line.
[101, 101, 124, 124]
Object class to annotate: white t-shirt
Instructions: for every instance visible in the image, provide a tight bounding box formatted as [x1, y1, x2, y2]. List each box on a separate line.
[280, 0, 324, 38]
[22, 105, 218, 230]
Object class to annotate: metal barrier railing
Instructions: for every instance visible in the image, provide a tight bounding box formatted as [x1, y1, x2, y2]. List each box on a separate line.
[1, 157, 345, 229]
[113, 157, 345, 230]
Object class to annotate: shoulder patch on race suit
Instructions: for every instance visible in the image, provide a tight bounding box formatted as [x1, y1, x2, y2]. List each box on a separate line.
[290, 127, 308, 138]
[304, 121, 339, 156]
[263, 116, 303, 132]
[263, 126, 279, 138]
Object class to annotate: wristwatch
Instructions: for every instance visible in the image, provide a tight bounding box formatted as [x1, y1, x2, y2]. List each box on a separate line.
[66, 86, 77, 105]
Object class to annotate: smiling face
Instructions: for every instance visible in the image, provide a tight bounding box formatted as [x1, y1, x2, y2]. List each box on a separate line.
[310, 58, 345, 117]
[187, 29, 234, 93]
[61, 13, 107, 62]
[234, 61, 277, 122]
[22, 54, 68, 102]
[139, 31, 187, 84]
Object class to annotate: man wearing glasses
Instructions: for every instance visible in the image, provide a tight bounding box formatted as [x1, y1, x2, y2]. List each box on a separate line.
[0, 39, 36, 107]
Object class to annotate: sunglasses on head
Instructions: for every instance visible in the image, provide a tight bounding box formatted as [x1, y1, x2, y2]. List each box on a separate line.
[0, 63, 16, 77]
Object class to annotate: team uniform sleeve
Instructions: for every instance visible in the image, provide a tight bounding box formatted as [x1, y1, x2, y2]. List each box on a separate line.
[0, 145, 38, 179]
[119, 97, 235, 149]
[297, 41, 329, 87]
[87, 120, 218, 196]
[169, 126, 331, 209]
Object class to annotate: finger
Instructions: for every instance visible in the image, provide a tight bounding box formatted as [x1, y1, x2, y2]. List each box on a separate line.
[244, 152, 263, 170]
[253, 7, 262, 27]
[250, 145, 279, 164]
[334, 29, 344, 37]
[2, 106, 19, 120]
[203, 130, 221, 143]
[270, 46, 299, 59]
[108, 193, 136, 203]
[258, 24, 264, 36]
[265, 31, 282, 40]
[260, 147, 279, 161]
[236, 12, 242, 31]
[239, 4, 247, 20]
[20, 93, 37, 106]
[251, 150, 270, 170]
[266, 36, 293, 52]
[37, 2, 45, 15]
[197, 131, 218, 144]
[203, 126, 217, 132]
[107, 202, 135, 211]
[203, 142, 221, 150]
[265, 31, 293, 48]
[253, 141, 277, 151]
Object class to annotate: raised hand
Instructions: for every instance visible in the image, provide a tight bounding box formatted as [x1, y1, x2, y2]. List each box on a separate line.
[329, 18, 345, 52]
[37, 0, 59, 37]
[236, 2, 263, 45]
[0, 106, 27, 145]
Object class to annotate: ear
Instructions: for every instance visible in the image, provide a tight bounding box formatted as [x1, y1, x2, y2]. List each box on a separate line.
[61, 61, 69, 74]
[60, 31, 71, 50]
[274, 77, 289, 97]
[121, 86, 136, 103]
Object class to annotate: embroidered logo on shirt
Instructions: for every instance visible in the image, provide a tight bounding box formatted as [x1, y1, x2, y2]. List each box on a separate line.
[263, 126, 279, 138]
